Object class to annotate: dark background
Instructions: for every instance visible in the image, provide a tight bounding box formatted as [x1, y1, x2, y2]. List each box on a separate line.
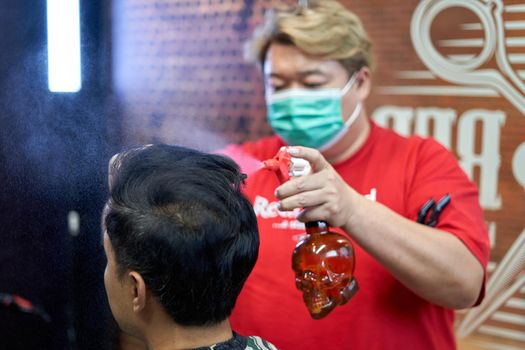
[0, 0, 115, 348]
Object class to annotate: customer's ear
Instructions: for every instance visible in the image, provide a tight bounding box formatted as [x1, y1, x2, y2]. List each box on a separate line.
[128, 271, 147, 313]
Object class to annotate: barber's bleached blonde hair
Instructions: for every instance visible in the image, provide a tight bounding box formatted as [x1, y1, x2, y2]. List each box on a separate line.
[245, 0, 373, 75]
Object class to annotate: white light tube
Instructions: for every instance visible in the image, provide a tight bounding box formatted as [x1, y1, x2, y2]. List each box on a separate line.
[47, 0, 82, 92]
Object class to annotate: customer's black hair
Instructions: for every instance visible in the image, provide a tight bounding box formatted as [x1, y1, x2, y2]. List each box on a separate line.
[103, 144, 259, 326]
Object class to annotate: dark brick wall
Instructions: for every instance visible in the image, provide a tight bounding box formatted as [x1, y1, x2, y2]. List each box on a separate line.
[113, 0, 291, 149]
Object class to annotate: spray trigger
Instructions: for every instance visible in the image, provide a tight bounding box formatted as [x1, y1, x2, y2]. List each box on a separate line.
[290, 158, 311, 177]
[262, 147, 311, 183]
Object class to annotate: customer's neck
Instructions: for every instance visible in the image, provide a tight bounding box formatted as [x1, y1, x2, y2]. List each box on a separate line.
[146, 319, 233, 350]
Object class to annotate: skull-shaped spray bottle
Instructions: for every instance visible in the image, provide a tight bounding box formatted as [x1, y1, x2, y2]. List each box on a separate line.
[263, 147, 358, 319]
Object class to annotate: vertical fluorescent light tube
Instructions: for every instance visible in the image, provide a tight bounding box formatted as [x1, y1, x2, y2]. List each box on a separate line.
[47, 0, 81, 92]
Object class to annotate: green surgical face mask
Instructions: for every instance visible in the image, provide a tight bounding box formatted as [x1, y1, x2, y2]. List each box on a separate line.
[266, 74, 361, 151]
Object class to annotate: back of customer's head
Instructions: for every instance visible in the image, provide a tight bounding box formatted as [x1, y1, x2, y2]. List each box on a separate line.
[103, 144, 259, 326]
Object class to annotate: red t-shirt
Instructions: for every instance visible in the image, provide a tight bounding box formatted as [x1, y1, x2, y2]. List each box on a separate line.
[228, 122, 489, 350]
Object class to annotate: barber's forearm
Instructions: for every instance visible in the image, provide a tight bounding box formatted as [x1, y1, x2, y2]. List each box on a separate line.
[343, 194, 484, 309]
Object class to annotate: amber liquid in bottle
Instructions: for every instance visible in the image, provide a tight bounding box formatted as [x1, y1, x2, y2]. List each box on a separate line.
[292, 220, 358, 319]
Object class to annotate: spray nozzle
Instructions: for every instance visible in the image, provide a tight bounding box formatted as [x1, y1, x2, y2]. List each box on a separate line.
[262, 147, 311, 184]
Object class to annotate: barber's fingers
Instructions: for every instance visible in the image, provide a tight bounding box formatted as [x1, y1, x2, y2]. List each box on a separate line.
[297, 205, 338, 227]
[287, 146, 330, 173]
[277, 189, 325, 211]
[275, 171, 327, 199]
[296, 199, 353, 226]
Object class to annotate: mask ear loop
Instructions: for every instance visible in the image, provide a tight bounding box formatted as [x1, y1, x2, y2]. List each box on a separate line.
[340, 72, 358, 96]
[318, 102, 362, 152]
[317, 73, 362, 152]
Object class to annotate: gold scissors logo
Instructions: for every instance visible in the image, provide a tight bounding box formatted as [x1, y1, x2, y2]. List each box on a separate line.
[411, 0, 525, 115]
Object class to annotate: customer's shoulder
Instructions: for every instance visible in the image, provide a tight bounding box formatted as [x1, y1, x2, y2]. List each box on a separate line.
[244, 335, 279, 350]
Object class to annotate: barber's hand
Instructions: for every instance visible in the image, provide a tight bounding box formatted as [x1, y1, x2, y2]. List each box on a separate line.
[275, 146, 358, 227]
